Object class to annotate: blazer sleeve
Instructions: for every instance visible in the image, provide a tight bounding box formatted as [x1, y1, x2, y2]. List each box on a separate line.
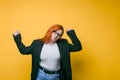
[67, 30, 82, 52]
[13, 34, 33, 55]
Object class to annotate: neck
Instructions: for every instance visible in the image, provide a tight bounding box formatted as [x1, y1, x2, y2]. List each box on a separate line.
[48, 41, 55, 46]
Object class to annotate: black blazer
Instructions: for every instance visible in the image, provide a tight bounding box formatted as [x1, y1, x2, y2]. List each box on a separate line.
[13, 30, 82, 80]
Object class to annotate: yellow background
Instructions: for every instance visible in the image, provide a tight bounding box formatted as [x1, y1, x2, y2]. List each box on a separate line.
[0, 0, 120, 80]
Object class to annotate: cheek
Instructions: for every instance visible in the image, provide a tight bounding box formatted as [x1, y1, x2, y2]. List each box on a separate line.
[51, 33, 55, 40]
[51, 33, 54, 37]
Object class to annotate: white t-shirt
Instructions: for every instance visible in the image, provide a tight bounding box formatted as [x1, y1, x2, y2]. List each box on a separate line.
[39, 43, 60, 71]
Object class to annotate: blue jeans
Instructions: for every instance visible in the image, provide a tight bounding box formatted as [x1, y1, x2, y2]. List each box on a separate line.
[36, 69, 60, 80]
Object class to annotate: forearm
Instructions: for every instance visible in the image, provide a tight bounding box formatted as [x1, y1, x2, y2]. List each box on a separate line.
[67, 30, 82, 51]
[13, 34, 31, 54]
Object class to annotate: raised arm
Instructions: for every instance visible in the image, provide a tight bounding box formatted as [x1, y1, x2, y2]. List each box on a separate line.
[13, 30, 32, 55]
[67, 29, 82, 52]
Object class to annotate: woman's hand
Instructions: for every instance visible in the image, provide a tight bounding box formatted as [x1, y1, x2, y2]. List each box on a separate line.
[66, 28, 73, 32]
[13, 30, 20, 36]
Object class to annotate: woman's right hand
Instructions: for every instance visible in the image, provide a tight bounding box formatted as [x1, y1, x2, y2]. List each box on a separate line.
[13, 30, 20, 36]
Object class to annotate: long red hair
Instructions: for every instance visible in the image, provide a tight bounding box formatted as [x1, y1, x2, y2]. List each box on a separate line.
[40, 24, 64, 43]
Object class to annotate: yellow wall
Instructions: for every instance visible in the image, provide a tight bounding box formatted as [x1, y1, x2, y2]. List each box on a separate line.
[0, 0, 120, 80]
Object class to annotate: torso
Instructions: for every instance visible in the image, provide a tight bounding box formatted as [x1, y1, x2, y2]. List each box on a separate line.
[39, 43, 60, 71]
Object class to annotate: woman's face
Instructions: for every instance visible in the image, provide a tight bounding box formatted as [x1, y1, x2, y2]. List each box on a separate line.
[51, 29, 63, 42]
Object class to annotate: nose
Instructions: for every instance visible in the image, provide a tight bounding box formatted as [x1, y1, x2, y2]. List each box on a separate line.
[55, 33, 59, 37]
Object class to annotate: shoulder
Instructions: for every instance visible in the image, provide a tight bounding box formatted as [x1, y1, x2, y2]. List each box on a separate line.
[31, 39, 44, 45]
[57, 38, 68, 43]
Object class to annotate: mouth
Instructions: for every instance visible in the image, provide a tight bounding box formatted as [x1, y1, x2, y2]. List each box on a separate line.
[54, 37, 59, 41]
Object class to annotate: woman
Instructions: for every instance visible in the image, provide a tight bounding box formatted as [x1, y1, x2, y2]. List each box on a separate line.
[13, 24, 82, 80]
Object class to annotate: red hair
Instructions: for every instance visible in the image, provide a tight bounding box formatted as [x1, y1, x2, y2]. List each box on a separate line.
[40, 24, 64, 43]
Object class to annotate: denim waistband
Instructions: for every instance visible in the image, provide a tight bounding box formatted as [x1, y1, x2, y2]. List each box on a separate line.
[39, 65, 60, 74]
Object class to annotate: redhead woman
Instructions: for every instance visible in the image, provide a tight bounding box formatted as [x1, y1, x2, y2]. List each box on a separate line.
[13, 24, 82, 80]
